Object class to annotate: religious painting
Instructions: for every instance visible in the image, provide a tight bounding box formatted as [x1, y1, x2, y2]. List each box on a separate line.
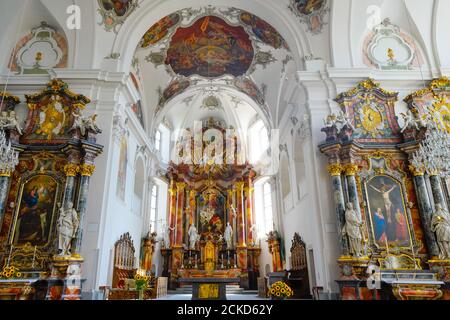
[116, 135, 128, 201]
[289, 0, 328, 34]
[239, 11, 289, 50]
[98, 0, 138, 32]
[165, 16, 254, 78]
[131, 100, 144, 128]
[12, 174, 59, 247]
[197, 189, 226, 235]
[141, 13, 181, 48]
[158, 79, 190, 107]
[234, 78, 265, 106]
[365, 175, 412, 249]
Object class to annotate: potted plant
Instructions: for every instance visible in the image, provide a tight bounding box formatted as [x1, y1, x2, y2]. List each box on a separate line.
[269, 281, 294, 300]
[134, 273, 150, 300]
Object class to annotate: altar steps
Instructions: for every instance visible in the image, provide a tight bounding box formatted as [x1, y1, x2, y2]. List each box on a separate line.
[169, 285, 249, 295]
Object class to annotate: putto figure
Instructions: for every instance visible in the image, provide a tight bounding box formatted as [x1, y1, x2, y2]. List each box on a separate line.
[71, 112, 102, 136]
[56, 202, 80, 256]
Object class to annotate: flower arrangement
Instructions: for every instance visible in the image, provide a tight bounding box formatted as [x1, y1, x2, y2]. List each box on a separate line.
[269, 281, 294, 299]
[0, 266, 21, 279]
[134, 273, 150, 291]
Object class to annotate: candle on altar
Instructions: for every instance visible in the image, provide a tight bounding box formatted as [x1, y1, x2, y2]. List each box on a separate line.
[31, 245, 37, 268]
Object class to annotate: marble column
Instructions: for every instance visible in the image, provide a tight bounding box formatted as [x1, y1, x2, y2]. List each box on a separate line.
[344, 164, 362, 219]
[244, 186, 254, 247]
[429, 173, 446, 208]
[327, 164, 349, 255]
[175, 182, 186, 247]
[0, 173, 11, 225]
[73, 164, 95, 256]
[63, 163, 79, 207]
[235, 182, 246, 247]
[409, 166, 440, 258]
[167, 180, 176, 248]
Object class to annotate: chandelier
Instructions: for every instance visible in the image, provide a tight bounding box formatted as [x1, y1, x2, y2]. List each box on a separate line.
[411, 126, 450, 178]
[0, 130, 19, 175]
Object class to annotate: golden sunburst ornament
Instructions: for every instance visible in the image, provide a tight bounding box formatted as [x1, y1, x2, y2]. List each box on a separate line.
[430, 95, 450, 133]
[360, 104, 383, 136]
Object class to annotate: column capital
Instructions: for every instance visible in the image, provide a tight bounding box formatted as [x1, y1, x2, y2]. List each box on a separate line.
[63, 163, 80, 177]
[235, 181, 245, 190]
[0, 171, 11, 177]
[80, 164, 95, 176]
[176, 182, 186, 191]
[344, 164, 359, 176]
[327, 163, 343, 176]
[408, 165, 425, 177]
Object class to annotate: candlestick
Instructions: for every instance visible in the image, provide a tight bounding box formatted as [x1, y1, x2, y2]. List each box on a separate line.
[234, 253, 237, 268]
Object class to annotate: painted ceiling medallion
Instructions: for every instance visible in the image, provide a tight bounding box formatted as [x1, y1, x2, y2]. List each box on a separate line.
[364, 18, 421, 70]
[288, 0, 328, 34]
[98, 0, 139, 32]
[165, 16, 254, 78]
[141, 13, 181, 48]
[239, 11, 289, 50]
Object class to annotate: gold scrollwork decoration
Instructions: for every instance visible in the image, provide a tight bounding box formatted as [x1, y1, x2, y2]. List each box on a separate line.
[408, 164, 425, 177]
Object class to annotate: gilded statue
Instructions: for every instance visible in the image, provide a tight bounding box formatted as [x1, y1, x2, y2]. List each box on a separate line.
[342, 202, 363, 257]
[431, 203, 450, 259]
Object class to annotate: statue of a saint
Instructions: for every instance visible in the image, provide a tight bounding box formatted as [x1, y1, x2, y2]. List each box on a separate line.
[431, 203, 450, 259]
[162, 224, 174, 249]
[224, 222, 233, 249]
[57, 202, 79, 256]
[342, 202, 363, 257]
[188, 224, 199, 250]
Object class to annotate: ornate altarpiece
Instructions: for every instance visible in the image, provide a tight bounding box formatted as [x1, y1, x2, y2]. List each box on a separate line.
[0, 80, 103, 300]
[161, 119, 260, 290]
[319, 79, 447, 300]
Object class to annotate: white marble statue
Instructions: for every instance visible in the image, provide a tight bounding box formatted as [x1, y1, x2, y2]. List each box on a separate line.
[224, 222, 233, 249]
[250, 224, 258, 247]
[71, 113, 102, 136]
[431, 203, 450, 259]
[188, 224, 199, 250]
[400, 109, 418, 133]
[162, 224, 174, 249]
[0, 111, 22, 134]
[342, 202, 363, 257]
[57, 202, 80, 256]
[336, 111, 355, 130]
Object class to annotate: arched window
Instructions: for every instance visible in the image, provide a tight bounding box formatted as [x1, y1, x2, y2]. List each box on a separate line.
[255, 179, 275, 238]
[149, 185, 158, 232]
[155, 130, 161, 151]
[249, 119, 269, 164]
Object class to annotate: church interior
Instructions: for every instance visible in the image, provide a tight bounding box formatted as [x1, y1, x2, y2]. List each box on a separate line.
[0, 0, 449, 301]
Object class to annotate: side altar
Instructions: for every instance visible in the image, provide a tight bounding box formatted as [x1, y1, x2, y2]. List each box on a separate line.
[319, 78, 450, 300]
[160, 118, 261, 290]
[0, 80, 103, 300]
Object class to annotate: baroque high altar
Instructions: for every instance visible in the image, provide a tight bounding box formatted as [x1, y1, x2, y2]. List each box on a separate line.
[160, 119, 260, 290]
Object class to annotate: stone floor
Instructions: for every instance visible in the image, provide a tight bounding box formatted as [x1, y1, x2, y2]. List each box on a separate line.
[158, 293, 267, 300]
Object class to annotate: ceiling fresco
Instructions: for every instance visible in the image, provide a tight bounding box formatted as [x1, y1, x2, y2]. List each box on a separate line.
[136, 7, 293, 116]
[98, 0, 139, 32]
[288, 0, 328, 34]
[165, 16, 254, 78]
